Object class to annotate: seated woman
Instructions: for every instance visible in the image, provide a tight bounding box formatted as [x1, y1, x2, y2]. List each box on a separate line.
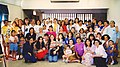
[23, 38, 37, 63]
[65, 32, 76, 45]
[92, 39, 108, 67]
[82, 39, 94, 66]
[34, 36, 48, 60]
[56, 33, 65, 59]
[48, 34, 59, 62]
[74, 37, 84, 62]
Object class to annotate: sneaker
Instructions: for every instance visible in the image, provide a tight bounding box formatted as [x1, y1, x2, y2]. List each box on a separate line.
[111, 61, 114, 65]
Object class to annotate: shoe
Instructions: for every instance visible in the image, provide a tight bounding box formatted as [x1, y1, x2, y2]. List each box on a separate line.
[12, 58, 16, 61]
[111, 61, 114, 65]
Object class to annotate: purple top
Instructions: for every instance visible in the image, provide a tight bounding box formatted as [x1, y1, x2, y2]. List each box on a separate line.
[75, 42, 84, 56]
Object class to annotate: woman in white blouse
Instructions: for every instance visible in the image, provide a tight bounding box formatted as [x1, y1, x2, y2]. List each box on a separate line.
[92, 39, 108, 67]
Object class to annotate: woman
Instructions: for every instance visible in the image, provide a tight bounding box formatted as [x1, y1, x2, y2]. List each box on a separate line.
[65, 32, 76, 45]
[34, 36, 48, 60]
[11, 21, 20, 34]
[34, 20, 42, 34]
[74, 37, 84, 62]
[56, 33, 65, 59]
[26, 27, 36, 41]
[82, 39, 94, 66]
[48, 34, 59, 62]
[23, 38, 37, 63]
[21, 18, 30, 36]
[92, 39, 108, 67]
[67, 19, 74, 32]
[79, 28, 86, 42]
[61, 20, 68, 33]
[46, 25, 56, 38]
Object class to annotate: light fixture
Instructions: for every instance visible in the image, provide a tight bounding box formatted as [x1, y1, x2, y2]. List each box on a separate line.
[33, 10, 36, 15]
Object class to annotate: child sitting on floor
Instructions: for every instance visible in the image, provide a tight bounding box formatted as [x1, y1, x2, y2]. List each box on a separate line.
[62, 45, 72, 63]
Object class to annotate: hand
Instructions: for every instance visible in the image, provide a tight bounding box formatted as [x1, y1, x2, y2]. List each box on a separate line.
[53, 51, 56, 55]
[28, 52, 31, 56]
[42, 47, 46, 50]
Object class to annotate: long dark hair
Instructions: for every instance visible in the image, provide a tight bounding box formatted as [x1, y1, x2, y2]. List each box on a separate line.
[85, 39, 92, 47]
[58, 33, 65, 41]
[36, 36, 44, 49]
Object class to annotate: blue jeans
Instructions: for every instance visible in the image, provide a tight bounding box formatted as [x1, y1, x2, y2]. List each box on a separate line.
[48, 55, 58, 62]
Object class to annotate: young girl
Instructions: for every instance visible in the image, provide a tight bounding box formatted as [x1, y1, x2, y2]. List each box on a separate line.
[62, 45, 72, 63]
[82, 39, 94, 66]
[9, 30, 18, 61]
[106, 40, 117, 65]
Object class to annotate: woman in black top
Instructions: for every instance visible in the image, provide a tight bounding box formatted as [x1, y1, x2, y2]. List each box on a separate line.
[23, 38, 37, 63]
[26, 27, 36, 41]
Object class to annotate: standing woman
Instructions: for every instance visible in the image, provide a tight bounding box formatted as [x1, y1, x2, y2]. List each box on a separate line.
[61, 20, 68, 33]
[48, 34, 59, 62]
[21, 18, 30, 36]
[26, 27, 36, 42]
[23, 38, 37, 63]
[92, 39, 108, 67]
[34, 20, 42, 34]
[11, 21, 20, 34]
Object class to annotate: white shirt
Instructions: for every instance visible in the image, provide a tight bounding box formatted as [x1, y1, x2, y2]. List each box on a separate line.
[95, 45, 107, 58]
[34, 25, 42, 33]
[9, 36, 18, 43]
[77, 25, 87, 33]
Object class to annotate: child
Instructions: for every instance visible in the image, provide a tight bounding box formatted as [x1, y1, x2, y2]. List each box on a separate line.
[4, 34, 10, 59]
[62, 45, 72, 63]
[18, 37, 25, 60]
[106, 40, 116, 65]
[9, 30, 18, 61]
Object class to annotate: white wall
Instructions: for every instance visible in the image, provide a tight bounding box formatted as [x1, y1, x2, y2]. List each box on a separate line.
[21, 0, 109, 9]
[0, 1, 24, 22]
[107, 0, 120, 27]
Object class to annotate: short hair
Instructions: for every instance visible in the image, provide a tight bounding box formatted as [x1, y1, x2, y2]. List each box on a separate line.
[76, 37, 81, 40]
[94, 39, 102, 45]
[102, 34, 110, 40]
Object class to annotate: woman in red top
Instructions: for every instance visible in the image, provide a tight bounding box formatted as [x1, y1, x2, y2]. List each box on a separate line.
[61, 20, 68, 33]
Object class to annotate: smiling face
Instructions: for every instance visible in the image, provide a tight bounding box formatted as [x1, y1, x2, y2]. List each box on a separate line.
[86, 40, 90, 46]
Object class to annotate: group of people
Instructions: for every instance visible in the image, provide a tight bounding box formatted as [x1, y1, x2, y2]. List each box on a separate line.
[1, 17, 119, 67]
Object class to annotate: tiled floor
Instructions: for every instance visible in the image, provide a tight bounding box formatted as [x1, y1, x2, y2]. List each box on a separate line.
[0, 58, 120, 67]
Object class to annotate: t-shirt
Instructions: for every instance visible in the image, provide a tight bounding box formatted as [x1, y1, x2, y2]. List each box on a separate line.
[65, 49, 72, 55]
[95, 45, 107, 58]
[9, 36, 18, 43]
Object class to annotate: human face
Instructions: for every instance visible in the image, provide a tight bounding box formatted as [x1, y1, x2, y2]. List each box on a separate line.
[39, 38, 43, 43]
[30, 29, 34, 33]
[37, 20, 40, 25]
[89, 28, 93, 32]
[59, 34, 63, 39]
[25, 19, 29, 25]
[50, 35, 54, 40]
[110, 22, 115, 27]
[69, 40, 73, 45]
[39, 28, 43, 32]
[49, 27, 53, 31]
[29, 38, 34, 44]
[86, 40, 90, 46]
[94, 41, 99, 47]
[76, 38, 81, 44]
[104, 36, 108, 41]
[90, 36, 94, 40]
